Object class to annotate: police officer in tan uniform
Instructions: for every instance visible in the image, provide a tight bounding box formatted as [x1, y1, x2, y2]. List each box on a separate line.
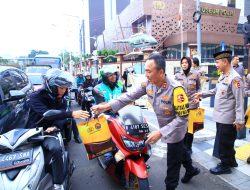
[92, 54, 200, 190]
[175, 57, 201, 154]
[245, 73, 250, 96]
[244, 73, 250, 163]
[194, 50, 245, 175]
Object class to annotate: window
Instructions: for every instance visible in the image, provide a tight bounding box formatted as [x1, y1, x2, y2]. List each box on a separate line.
[9, 70, 26, 89]
[0, 71, 16, 99]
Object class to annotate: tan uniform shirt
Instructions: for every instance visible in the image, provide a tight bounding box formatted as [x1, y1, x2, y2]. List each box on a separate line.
[192, 67, 204, 77]
[202, 68, 244, 124]
[109, 76, 189, 144]
[244, 73, 250, 96]
[175, 70, 201, 109]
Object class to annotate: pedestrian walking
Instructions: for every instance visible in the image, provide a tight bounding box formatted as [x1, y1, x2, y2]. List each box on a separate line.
[194, 50, 245, 175]
[175, 56, 201, 154]
[92, 53, 200, 190]
[122, 68, 128, 88]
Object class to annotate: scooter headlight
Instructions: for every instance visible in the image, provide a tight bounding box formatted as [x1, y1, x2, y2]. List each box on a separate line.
[121, 136, 145, 151]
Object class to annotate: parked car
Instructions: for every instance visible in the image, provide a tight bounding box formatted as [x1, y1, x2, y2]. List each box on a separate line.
[25, 65, 51, 74]
[27, 73, 44, 91]
[0, 66, 33, 134]
[25, 65, 51, 91]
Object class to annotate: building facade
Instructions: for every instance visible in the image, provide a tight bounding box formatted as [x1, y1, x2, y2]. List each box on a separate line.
[99, 0, 247, 65]
[83, 0, 130, 54]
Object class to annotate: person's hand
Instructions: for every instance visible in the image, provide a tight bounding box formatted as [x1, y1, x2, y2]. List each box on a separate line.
[192, 92, 202, 103]
[234, 123, 245, 131]
[72, 110, 90, 119]
[91, 103, 112, 115]
[145, 131, 162, 145]
[45, 126, 57, 133]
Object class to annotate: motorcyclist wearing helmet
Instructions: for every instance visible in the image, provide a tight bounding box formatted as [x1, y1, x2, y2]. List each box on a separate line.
[93, 67, 126, 104]
[26, 69, 89, 189]
[93, 67, 126, 165]
[76, 73, 85, 88]
[82, 71, 96, 89]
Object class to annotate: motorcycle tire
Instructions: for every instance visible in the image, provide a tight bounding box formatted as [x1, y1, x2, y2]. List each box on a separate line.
[128, 173, 150, 190]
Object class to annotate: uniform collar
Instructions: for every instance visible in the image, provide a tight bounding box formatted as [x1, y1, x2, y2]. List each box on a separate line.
[233, 64, 239, 68]
[152, 76, 168, 94]
[181, 70, 194, 76]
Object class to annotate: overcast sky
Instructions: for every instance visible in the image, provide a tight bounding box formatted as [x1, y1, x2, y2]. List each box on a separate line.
[0, 0, 83, 58]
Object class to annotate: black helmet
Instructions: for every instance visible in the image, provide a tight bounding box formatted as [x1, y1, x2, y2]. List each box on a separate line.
[44, 69, 74, 96]
[101, 67, 119, 89]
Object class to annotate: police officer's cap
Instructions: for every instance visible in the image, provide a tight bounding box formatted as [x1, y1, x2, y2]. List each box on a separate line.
[213, 50, 232, 60]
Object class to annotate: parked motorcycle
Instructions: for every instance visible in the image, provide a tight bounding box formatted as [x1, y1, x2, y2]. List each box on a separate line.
[96, 105, 151, 190]
[0, 110, 74, 190]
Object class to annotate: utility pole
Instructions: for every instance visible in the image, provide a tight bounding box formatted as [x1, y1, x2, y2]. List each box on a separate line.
[196, 0, 201, 61]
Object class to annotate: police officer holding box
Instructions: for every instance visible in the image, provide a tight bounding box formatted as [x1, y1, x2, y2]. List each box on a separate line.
[92, 53, 200, 190]
[194, 50, 245, 175]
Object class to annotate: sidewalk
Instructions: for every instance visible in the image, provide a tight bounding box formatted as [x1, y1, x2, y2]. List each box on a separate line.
[192, 97, 250, 190]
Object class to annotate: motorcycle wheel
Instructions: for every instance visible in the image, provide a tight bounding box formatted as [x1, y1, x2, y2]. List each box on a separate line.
[128, 173, 150, 190]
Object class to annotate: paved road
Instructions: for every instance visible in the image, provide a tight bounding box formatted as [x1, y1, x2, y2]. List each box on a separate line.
[68, 102, 236, 190]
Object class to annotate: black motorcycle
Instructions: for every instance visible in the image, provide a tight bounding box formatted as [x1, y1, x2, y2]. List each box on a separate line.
[81, 86, 95, 117]
[62, 92, 73, 144]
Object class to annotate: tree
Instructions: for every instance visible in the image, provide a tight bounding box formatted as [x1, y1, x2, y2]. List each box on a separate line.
[0, 57, 9, 65]
[59, 51, 80, 70]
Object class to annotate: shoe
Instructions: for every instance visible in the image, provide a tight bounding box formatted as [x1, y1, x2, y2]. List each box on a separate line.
[54, 184, 64, 190]
[209, 164, 231, 175]
[181, 167, 200, 183]
[247, 156, 250, 164]
[74, 136, 82, 144]
[217, 161, 238, 168]
[230, 161, 238, 167]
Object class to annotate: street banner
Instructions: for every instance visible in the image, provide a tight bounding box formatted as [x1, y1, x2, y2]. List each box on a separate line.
[77, 115, 115, 160]
[188, 108, 205, 134]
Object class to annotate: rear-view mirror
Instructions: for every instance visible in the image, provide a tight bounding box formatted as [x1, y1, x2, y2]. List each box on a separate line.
[3, 90, 26, 102]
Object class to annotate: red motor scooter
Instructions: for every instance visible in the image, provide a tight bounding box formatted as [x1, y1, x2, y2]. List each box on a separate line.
[97, 105, 151, 190]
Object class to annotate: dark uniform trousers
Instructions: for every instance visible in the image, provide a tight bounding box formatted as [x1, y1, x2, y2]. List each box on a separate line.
[43, 119, 79, 184]
[165, 139, 193, 190]
[184, 133, 193, 151]
[43, 134, 64, 184]
[53, 119, 79, 138]
[213, 123, 237, 166]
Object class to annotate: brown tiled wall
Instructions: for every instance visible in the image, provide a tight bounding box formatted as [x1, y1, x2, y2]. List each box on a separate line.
[100, 0, 242, 51]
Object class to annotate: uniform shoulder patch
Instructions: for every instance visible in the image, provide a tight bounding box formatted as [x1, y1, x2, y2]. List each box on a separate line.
[232, 79, 241, 89]
[173, 87, 189, 117]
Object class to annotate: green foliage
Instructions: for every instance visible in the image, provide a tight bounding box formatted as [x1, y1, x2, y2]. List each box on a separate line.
[97, 50, 102, 56]
[83, 54, 92, 60]
[0, 57, 9, 65]
[102, 49, 109, 57]
[108, 49, 118, 56]
[104, 55, 117, 63]
[97, 49, 118, 57]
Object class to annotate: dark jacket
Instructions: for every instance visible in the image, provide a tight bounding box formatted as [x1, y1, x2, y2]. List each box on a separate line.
[26, 88, 72, 129]
[82, 79, 96, 89]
